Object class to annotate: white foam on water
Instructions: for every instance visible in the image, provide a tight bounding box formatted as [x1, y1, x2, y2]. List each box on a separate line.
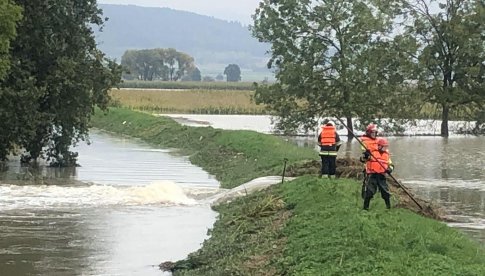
[404, 179, 485, 191]
[205, 176, 294, 205]
[0, 181, 196, 210]
[448, 218, 485, 230]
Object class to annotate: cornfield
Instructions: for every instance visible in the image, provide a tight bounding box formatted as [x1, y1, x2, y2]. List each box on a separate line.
[110, 88, 268, 115]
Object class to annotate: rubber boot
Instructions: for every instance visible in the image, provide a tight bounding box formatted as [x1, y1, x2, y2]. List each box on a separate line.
[384, 198, 391, 209]
[363, 197, 371, 210]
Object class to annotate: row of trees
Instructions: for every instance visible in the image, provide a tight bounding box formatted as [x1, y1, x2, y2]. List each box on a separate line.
[252, 0, 485, 137]
[121, 48, 243, 82]
[121, 48, 196, 81]
[0, 0, 122, 166]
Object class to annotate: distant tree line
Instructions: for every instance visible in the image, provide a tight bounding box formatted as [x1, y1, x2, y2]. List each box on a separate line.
[121, 48, 243, 83]
[121, 48, 197, 81]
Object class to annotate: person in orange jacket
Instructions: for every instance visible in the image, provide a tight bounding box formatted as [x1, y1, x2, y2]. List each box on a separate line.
[359, 123, 379, 197]
[317, 120, 342, 178]
[360, 137, 394, 210]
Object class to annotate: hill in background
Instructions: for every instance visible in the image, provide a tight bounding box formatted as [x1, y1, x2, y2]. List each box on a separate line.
[96, 4, 274, 81]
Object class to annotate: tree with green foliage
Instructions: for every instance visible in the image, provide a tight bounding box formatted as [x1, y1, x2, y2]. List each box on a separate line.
[121, 49, 165, 81]
[182, 67, 202, 81]
[0, 0, 122, 166]
[0, 0, 22, 80]
[224, 64, 241, 82]
[121, 48, 195, 81]
[398, 0, 485, 137]
[251, 0, 405, 136]
[215, 73, 224, 81]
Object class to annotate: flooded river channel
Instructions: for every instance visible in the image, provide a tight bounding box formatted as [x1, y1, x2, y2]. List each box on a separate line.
[1, 115, 484, 275]
[0, 130, 219, 275]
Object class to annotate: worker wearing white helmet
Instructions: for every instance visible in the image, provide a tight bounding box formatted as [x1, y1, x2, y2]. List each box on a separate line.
[317, 119, 342, 179]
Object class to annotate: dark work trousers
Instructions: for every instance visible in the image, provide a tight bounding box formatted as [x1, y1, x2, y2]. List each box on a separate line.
[320, 155, 336, 176]
[363, 173, 390, 210]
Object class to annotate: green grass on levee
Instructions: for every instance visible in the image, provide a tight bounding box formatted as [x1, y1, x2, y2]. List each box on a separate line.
[173, 176, 485, 275]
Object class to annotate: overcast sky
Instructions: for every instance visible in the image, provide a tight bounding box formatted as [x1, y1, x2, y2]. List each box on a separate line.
[98, 0, 263, 25]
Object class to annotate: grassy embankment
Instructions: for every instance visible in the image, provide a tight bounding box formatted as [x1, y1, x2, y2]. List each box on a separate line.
[91, 108, 485, 275]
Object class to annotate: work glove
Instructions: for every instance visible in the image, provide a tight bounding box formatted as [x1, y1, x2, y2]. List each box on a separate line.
[360, 150, 370, 163]
[386, 165, 394, 174]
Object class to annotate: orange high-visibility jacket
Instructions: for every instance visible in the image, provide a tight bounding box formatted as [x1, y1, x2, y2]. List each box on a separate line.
[366, 150, 391, 174]
[320, 125, 336, 146]
[361, 135, 378, 153]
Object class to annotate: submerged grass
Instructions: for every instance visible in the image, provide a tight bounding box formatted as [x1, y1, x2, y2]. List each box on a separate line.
[91, 108, 485, 275]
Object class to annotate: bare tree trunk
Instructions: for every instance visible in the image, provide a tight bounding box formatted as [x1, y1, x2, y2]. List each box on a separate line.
[441, 103, 449, 137]
[441, 70, 452, 137]
[346, 116, 354, 140]
[345, 140, 353, 159]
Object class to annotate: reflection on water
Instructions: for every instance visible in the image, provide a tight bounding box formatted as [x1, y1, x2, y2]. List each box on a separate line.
[290, 135, 485, 179]
[0, 130, 219, 275]
[0, 206, 216, 276]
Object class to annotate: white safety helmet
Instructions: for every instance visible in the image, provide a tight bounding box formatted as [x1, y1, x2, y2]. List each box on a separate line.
[321, 119, 335, 126]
